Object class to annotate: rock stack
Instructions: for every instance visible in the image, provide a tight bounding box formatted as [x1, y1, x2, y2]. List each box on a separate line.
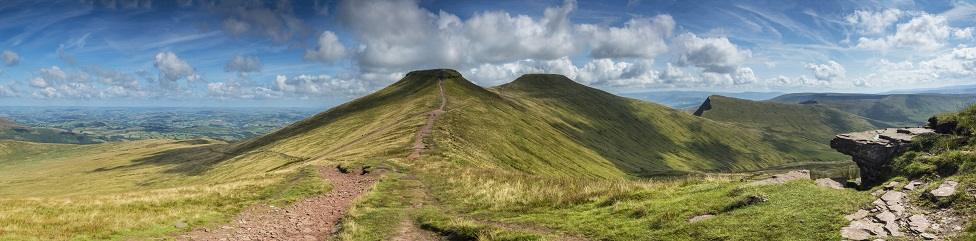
[831, 128, 934, 188]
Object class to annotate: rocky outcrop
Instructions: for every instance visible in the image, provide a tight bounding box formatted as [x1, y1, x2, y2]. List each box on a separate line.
[840, 181, 966, 240]
[831, 128, 934, 188]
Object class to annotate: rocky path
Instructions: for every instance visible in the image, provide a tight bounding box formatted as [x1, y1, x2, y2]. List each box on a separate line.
[179, 166, 376, 241]
[408, 80, 447, 160]
[840, 180, 968, 241]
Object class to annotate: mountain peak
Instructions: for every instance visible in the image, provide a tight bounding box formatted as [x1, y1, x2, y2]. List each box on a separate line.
[404, 69, 462, 79]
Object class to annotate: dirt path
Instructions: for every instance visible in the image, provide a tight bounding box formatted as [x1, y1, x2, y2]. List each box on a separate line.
[408, 80, 447, 160]
[179, 166, 376, 241]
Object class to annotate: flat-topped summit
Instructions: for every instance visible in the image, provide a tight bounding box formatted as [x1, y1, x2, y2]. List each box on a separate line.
[404, 69, 462, 78]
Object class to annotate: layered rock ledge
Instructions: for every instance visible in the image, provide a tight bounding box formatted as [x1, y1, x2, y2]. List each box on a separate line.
[831, 128, 934, 188]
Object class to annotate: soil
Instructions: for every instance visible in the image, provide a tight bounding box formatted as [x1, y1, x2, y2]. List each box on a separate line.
[178, 166, 377, 241]
[408, 80, 447, 160]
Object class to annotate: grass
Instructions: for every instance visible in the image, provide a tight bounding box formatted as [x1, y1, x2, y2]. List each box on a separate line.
[434, 74, 843, 179]
[415, 163, 873, 241]
[0, 140, 332, 240]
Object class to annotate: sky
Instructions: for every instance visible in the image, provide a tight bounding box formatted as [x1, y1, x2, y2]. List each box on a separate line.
[0, 0, 975, 107]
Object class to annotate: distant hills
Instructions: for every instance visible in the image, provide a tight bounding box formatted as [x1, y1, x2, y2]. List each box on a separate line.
[621, 90, 783, 109]
[694, 95, 887, 147]
[769, 93, 976, 126]
[0, 117, 102, 144]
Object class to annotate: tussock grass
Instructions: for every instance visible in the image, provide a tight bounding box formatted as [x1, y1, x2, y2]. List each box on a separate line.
[419, 165, 871, 241]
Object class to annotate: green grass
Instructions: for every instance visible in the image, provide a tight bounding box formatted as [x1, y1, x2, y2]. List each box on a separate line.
[417, 164, 872, 241]
[435, 74, 843, 178]
[0, 140, 332, 240]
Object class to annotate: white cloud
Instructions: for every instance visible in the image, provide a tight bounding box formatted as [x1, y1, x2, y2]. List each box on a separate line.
[225, 55, 262, 73]
[846, 9, 903, 35]
[954, 27, 974, 39]
[2, 50, 20, 66]
[273, 74, 371, 97]
[856, 13, 953, 51]
[672, 33, 751, 74]
[732, 67, 758, 85]
[337, 0, 588, 72]
[579, 15, 675, 59]
[153, 51, 199, 85]
[207, 82, 280, 99]
[204, 1, 310, 43]
[25, 65, 148, 99]
[805, 60, 846, 82]
[304, 31, 347, 63]
[0, 84, 16, 97]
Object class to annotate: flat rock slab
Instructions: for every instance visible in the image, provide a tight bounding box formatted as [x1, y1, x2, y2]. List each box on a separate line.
[930, 181, 959, 197]
[815, 178, 844, 189]
[748, 170, 810, 186]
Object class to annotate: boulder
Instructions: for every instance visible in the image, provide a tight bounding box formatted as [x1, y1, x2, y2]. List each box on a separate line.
[815, 178, 844, 189]
[831, 128, 934, 188]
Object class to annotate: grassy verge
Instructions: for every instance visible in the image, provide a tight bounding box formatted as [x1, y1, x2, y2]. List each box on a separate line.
[0, 140, 333, 241]
[416, 209, 543, 241]
[419, 166, 873, 241]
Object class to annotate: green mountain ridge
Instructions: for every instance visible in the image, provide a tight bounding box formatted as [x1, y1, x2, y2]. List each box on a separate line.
[770, 93, 976, 126]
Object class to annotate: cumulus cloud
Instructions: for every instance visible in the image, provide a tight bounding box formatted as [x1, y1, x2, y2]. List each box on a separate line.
[856, 13, 953, 51]
[225, 55, 262, 73]
[2, 50, 20, 66]
[153, 51, 199, 87]
[25, 65, 148, 99]
[273, 74, 371, 97]
[338, 0, 581, 72]
[672, 33, 751, 74]
[304, 31, 347, 63]
[579, 15, 675, 59]
[805, 61, 846, 82]
[846, 9, 903, 35]
[207, 81, 280, 99]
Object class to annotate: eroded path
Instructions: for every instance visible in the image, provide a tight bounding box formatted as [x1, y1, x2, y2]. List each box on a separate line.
[179, 167, 376, 241]
[408, 80, 447, 160]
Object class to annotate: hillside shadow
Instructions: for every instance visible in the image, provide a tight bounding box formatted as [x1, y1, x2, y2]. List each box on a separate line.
[92, 144, 237, 176]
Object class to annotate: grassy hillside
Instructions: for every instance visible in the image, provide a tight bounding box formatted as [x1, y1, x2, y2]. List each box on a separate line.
[0, 117, 102, 144]
[431, 74, 845, 178]
[695, 95, 887, 144]
[0, 69, 893, 240]
[770, 93, 976, 126]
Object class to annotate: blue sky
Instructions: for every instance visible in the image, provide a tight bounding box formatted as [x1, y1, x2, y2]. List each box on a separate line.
[0, 0, 975, 107]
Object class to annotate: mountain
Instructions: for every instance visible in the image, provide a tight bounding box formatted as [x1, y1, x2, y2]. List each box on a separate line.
[884, 84, 976, 95]
[207, 70, 842, 177]
[694, 95, 888, 147]
[621, 90, 784, 109]
[0, 117, 102, 144]
[770, 93, 976, 126]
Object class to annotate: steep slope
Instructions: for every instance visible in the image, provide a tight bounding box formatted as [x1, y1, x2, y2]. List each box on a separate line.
[695, 95, 889, 143]
[770, 93, 976, 126]
[432, 73, 841, 177]
[0, 117, 102, 144]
